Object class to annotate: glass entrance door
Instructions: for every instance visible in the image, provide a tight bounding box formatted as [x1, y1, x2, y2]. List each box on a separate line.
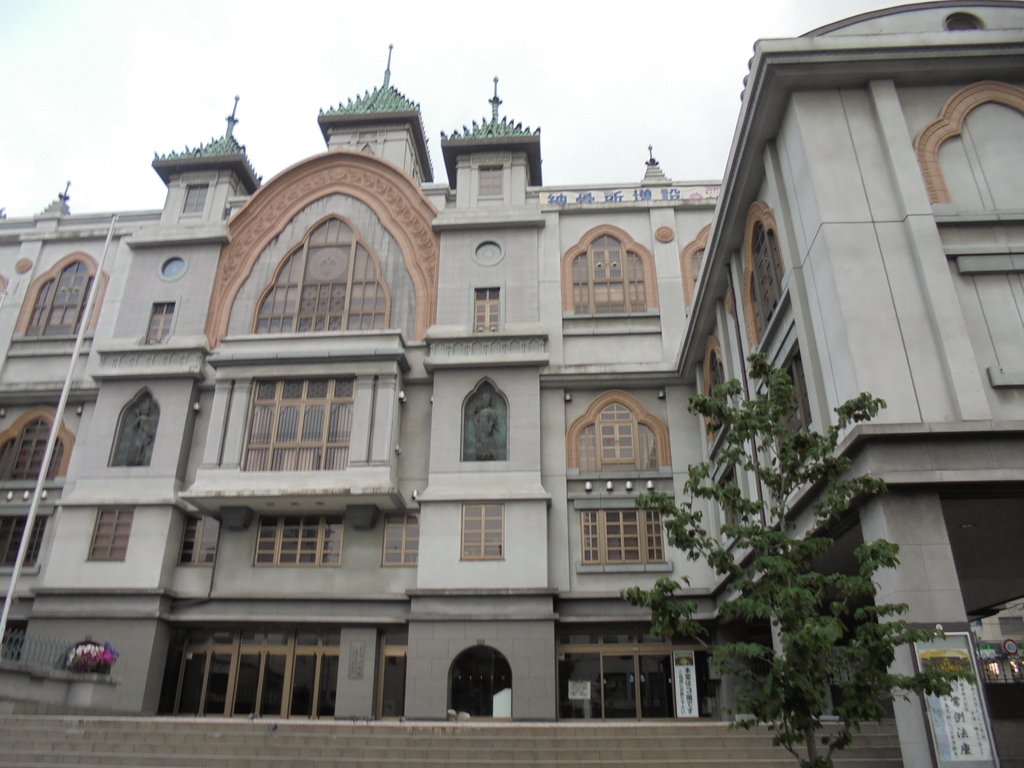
[377, 646, 407, 718]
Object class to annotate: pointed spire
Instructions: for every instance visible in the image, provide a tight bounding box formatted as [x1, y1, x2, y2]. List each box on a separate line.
[647, 144, 657, 166]
[642, 145, 671, 184]
[225, 95, 240, 139]
[383, 44, 393, 88]
[59, 181, 71, 205]
[489, 76, 502, 122]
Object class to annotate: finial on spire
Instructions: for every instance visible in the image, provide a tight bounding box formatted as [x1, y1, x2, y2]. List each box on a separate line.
[226, 96, 240, 139]
[646, 144, 658, 166]
[59, 181, 71, 204]
[489, 76, 502, 121]
[384, 44, 393, 87]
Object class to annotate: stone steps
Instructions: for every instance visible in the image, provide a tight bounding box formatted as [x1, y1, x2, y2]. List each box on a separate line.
[0, 714, 904, 768]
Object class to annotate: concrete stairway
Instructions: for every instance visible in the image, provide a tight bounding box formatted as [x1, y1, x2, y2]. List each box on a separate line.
[0, 714, 904, 767]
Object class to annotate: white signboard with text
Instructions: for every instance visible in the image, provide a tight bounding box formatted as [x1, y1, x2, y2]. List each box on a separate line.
[673, 650, 699, 718]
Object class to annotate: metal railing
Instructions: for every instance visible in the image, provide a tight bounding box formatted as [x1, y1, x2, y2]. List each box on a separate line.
[1, 628, 72, 671]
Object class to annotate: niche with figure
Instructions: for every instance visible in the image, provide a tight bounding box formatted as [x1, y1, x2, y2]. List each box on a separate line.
[110, 390, 160, 467]
[461, 380, 508, 462]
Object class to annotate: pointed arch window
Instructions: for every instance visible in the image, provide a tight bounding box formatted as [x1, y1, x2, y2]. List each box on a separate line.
[255, 217, 390, 334]
[742, 203, 786, 346]
[110, 391, 160, 467]
[570, 235, 647, 314]
[0, 417, 65, 480]
[28, 260, 93, 337]
[567, 392, 670, 473]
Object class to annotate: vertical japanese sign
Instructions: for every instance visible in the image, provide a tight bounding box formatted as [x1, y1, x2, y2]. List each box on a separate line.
[916, 634, 997, 766]
[673, 650, 699, 718]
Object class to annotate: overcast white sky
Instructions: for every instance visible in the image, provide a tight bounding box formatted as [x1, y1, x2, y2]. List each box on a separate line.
[0, 0, 901, 218]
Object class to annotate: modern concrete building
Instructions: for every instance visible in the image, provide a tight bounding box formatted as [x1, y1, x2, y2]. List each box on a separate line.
[1, 2, 1023, 765]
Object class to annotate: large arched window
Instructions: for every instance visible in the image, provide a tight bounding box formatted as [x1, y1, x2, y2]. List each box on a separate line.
[28, 260, 92, 336]
[681, 223, 711, 308]
[561, 226, 658, 316]
[255, 217, 391, 334]
[110, 391, 160, 467]
[742, 202, 785, 346]
[567, 391, 670, 473]
[0, 411, 71, 480]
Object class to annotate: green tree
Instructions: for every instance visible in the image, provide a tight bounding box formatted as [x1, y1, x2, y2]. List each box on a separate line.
[625, 354, 961, 768]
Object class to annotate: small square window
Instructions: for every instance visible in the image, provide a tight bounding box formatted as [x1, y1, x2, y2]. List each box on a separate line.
[89, 508, 133, 561]
[462, 503, 503, 560]
[182, 185, 208, 216]
[0, 516, 46, 567]
[478, 166, 503, 198]
[146, 302, 175, 344]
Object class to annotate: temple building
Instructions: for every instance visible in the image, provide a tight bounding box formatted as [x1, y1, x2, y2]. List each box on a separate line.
[1, 3, 1023, 766]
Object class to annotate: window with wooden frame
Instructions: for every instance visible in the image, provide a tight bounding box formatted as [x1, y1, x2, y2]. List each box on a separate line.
[27, 260, 93, 337]
[1, 516, 46, 567]
[0, 417, 64, 481]
[580, 509, 664, 565]
[89, 508, 133, 561]
[146, 302, 175, 344]
[478, 166, 503, 197]
[785, 353, 812, 433]
[461, 503, 503, 560]
[255, 217, 390, 334]
[570, 235, 647, 315]
[752, 222, 784, 336]
[244, 379, 354, 472]
[578, 403, 658, 473]
[382, 513, 419, 566]
[180, 515, 220, 565]
[474, 288, 500, 333]
[254, 515, 343, 566]
[182, 184, 209, 216]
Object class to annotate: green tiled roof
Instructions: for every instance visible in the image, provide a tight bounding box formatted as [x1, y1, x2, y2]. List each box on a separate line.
[155, 132, 248, 161]
[320, 84, 421, 117]
[440, 115, 539, 142]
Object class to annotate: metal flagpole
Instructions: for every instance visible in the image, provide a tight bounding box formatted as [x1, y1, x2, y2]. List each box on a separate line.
[0, 214, 119, 644]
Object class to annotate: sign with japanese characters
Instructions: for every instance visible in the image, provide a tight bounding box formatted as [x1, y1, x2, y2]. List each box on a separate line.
[673, 650, 699, 718]
[543, 186, 721, 207]
[916, 634, 996, 766]
[567, 679, 591, 701]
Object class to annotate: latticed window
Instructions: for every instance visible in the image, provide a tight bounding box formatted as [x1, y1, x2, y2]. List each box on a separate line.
[255, 218, 389, 334]
[28, 261, 93, 336]
[461, 503, 503, 560]
[474, 288, 500, 333]
[0, 418, 64, 480]
[146, 302, 175, 344]
[244, 379, 354, 472]
[571, 235, 647, 314]
[255, 516, 343, 566]
[580, 509, 664, 564]
[0, 516, 46, 567]
[578, 403, 658, 472]
[479, 166, 503, 197]
[180, 515, 219, 565]
[751, 222, 784, 338]
[382, 513, 419, 566]
[182, 184, 208, 216]
[89, 508, 133, 561]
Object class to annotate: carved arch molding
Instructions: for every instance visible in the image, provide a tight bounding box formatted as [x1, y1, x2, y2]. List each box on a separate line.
[205, 150, 440, 345]
[915, 80, 1024, 204]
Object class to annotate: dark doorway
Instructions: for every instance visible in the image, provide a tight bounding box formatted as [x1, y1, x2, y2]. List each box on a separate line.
[449, 646, 512, 717]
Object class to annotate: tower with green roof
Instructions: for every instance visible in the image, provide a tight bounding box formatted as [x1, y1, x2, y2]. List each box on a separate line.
[151, 97, 261, 226]
[318, 46, 433, 183]
[440, 77, 540, 207]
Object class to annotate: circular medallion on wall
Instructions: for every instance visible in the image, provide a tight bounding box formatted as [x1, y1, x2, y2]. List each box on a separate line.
[473, 241, 504, 267]
[655, 226, 675, 244]
[15, 258, 33, 274]
[160, 256, 188, 281]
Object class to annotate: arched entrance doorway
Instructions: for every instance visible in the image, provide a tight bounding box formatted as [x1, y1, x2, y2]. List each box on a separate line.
[449, 646, 512, 718]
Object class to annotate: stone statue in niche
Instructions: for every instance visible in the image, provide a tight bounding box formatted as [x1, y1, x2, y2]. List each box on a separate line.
[462, 381, 508, 461]
[112, 392, 159, 467]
